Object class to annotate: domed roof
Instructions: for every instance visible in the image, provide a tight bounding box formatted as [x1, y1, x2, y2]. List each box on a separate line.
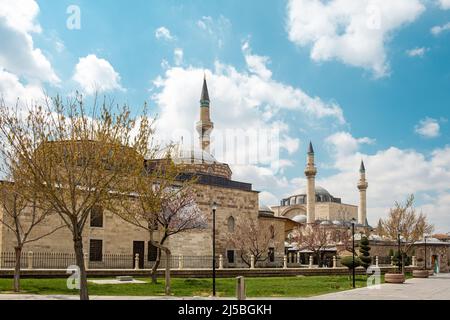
[292, 214, 307, 223]
[297, 186, 332, 197]
[259, 205, 274, 213]
[320, 220, 332, 225]
[155, 146, 218, 164]
[332, 220, 342, 225]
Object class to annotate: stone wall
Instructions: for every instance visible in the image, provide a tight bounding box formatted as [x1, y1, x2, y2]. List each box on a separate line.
[0, 182, 286, 261]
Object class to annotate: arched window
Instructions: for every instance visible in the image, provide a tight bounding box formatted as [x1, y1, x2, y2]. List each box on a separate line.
[227, 216, 235, 232]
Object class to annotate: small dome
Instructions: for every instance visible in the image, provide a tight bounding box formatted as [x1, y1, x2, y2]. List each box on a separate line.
[332, 220, 342, 225]
[259, 205, 274, 215]
[320, 220, 332, 225]
[292, 214, 307, 223]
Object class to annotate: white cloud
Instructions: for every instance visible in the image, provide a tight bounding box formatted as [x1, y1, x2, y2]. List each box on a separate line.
[72, 54, 124, 95]
[286, 0, 425, 77]
[325, 131, 375, 158]
[431, 22, 450, 36]
[174, 48, 183, 66]
[317, 132, 450, 232]
[196, 15, 232, 48]
[155, 26, 173, 41]
[438, 0, 450, 10]
[150, 43, 346, 197]
[415, 117, 440, 138]
[242, 41, 272, 80]
[0, 0, 59, 84]
[0, 68, 43, 106]
[406, 47, 428, 57]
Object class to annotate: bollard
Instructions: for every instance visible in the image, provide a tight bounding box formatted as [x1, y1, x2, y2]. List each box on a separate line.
[250, 255, 255, 269]
[309, 255, 313, 269]
[84, 253, 89, 270]
[376, 256, 379, 267]
[134, 253, 140, 270]
[283, 255, 287, 269]
[236, 276, 246, 300]
[219, 254, 224, 269]
[332, 256, 337, 268]
[27, 251, 33, 269]
[179, 255, 184, 270]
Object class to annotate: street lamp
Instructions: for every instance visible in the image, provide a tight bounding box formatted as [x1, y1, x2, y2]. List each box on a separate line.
[351, 218, 356, 288]
[424, 234, 429, 271]
[211, 202, 217, 297]
[397, 229, 402, 273]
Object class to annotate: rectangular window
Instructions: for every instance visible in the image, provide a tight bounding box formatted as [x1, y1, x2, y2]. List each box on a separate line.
[268, 248, 275, 262]
[90, 205, 103, 228]
[148, 242, 158, 261]
[227, 250, 235, 264]
[89, 239, 103, 262]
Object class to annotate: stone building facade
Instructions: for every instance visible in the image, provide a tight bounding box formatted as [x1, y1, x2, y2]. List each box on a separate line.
[0, 77, 286, 268]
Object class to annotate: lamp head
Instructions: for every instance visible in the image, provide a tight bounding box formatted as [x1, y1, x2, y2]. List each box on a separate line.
[211, 202, 217, 211]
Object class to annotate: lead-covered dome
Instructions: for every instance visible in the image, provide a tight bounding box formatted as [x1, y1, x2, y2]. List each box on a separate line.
[281, 186, 342, 206]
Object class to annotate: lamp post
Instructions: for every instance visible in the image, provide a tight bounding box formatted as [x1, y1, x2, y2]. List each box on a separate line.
[211, 202, 217, 297]
[351, 218, 356, 288]
[397, 230, 402, 273]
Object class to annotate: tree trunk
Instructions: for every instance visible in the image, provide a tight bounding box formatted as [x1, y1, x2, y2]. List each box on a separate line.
[13, 246, 22, 292]
[73, 235, 89, 300]
[164, 248, 171, 295]
[150, 248, 161, 284]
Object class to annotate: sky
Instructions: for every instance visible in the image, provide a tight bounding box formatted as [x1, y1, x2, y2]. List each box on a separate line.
[0, 0, 450, 232]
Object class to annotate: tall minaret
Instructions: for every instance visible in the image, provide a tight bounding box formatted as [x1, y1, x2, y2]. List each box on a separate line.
[304, 142, 317, 224]
[357, 160, 368, 225]
[196, 75, 214, 152]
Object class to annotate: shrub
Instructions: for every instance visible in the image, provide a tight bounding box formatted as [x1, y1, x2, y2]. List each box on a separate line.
[341, 255, 361, 270]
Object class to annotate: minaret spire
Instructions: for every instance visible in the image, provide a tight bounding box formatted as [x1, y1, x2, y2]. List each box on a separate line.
[196, 75, 214, 153]
[304, 141, 317, 224]
[358, 160, 368, 225]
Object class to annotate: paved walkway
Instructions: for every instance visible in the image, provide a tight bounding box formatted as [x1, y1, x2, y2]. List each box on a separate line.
[0, 273, 449, 300]
[309, 273, 450, 300]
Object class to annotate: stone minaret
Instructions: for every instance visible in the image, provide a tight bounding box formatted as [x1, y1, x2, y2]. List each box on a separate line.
[357, 160, 368, 225]
[304, 142, 317, 224]
[196, 76, 214, 152]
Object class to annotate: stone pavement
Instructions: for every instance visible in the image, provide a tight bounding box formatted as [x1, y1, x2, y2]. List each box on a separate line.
[0, 273, 449, 300]
[308, 273, 450, 300]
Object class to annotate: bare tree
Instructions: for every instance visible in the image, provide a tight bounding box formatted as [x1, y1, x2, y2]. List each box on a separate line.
[230, 216, 273, 267]
[292, 224, 336, 266]
[111, 155, 205, 295]
[379, 194, 434, 272]
[0, 94, 151, 300]
[0, 180, 63, 292]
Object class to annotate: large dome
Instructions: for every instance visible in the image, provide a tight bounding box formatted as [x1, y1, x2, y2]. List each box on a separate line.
[173, 147, 217, 164]
[281, 185, 341, 206]
[297, 186, 332, 197]
[155, 146, 218, 164]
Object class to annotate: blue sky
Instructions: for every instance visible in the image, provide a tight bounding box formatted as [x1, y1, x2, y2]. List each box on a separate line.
[1, 0, 450, 232]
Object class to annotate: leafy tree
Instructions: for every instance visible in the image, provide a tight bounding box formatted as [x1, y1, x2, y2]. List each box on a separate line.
[358, 235, 371, 269]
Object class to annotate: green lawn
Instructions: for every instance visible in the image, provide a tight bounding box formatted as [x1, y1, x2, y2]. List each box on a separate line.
[0, 274, 392, 297]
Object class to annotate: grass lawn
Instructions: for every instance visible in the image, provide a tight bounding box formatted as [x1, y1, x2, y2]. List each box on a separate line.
[0, 274, 396, 297]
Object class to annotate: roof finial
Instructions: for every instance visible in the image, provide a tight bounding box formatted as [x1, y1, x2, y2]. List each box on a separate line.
[308, 141, 314, 154]
[200, 74, 210, 103]
[360, 159, 366, 173]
